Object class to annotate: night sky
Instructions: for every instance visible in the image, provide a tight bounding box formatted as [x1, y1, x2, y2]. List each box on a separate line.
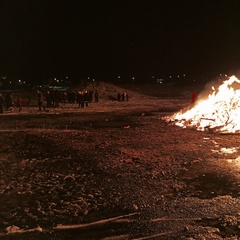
[1, 0, 240, 83]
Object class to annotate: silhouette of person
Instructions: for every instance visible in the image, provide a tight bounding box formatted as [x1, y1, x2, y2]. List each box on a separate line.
[37, 90, 45, 111]
[191, 91, 197, 103]
[5, 92, 13, 111]
[117, 92, 121, 101]
[0, 93, 3, 113]
[17, 97, 23, 112]
[94, 90, 99, 103]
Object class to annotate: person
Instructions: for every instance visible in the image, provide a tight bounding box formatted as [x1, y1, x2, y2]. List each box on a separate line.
[94, 90, 99, 103]
[62, 91, 67, 104]
[27, 95, 31, 106]
[124, 92, 128, 101]
[76, 91, 82, 108]
[17, 96, 23, 112]
[121, 93, 125, 101]
[37, 90, 45, 111]
[5, 92, 13, 111]
[80, 92, 84, 108]
[46, 91, 51, 108]
[51, 91, 56, 108]
[117, 92, 121, 101]
[0, 93, 3, 113]
[84, 91, 89, 107]
[191, 91, 197, 104]
[54, 90, 60, 108]
[89, 90, 93, 103]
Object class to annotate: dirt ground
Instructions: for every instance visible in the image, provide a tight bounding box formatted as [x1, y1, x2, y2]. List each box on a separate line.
[0, 82, 240, 240]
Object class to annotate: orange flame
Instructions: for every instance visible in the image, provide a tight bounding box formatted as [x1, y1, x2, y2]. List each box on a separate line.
[164, 75, 240, 133]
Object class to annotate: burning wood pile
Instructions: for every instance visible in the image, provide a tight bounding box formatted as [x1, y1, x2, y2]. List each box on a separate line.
[163, 76, 240, 133]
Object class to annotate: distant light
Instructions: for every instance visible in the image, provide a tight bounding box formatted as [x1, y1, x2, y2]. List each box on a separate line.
[132, 77, 135, 80]
[177, 75, 180, 78]
[88, 77, 90, 80]
[10, 81, 12, 84]
[54, 78, 57, 80]
[66, 76, 68, 79]
[183, 74, 186, 77]
[169, 76, 172, 78]
[118, 76, 120, 79]
[92, 79, 95, 82]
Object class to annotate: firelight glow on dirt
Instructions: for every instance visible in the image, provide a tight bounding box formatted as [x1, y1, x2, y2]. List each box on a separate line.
[164, 75, 240, 133]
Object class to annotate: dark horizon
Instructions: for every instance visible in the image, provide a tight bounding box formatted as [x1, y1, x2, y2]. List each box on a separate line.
[1, 0, 240, 84]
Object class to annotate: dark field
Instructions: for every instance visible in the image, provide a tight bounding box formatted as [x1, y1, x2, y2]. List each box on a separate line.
[0, 82, 240, 239]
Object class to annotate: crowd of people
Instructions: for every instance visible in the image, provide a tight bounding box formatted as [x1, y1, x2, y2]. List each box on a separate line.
[0, 92, 23, 114]
[37, 89, 99, 111]
[117, 92, 129, 101]
[0, 89, 100, 113]
[0, 89, 131, 114]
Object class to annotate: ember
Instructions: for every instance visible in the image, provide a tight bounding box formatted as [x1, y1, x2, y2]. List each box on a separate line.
[163, 76, 240, 133]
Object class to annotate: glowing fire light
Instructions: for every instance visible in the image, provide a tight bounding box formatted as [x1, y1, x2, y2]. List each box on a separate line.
[164, 75, 240, 133]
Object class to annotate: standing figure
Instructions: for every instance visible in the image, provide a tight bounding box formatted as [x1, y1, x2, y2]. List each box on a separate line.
[124, 92, 128, 101]
[46, 91, 51, 108]
[89, 90, 93, 103]
[191, 91, 197, 104]
[17, 96, 23, 112]
[80, 92, 84, 108]
[84, 91, 89, 107]
[122, 93, 125, 101]
[94, 90, 99, 103]
[54, 90, 60, 108]
[37, 90, 45, 111]
[0, 93, 3, 113]
[62, 92, 67, 104]
[76, 91, 81, 108]
[27, 95, 31, 106]
[117, 92, 121, 101]
[5, 92, 13, 111]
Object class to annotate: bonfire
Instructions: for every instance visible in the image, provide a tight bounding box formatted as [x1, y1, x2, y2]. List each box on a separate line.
[164, 75, 240, 133]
